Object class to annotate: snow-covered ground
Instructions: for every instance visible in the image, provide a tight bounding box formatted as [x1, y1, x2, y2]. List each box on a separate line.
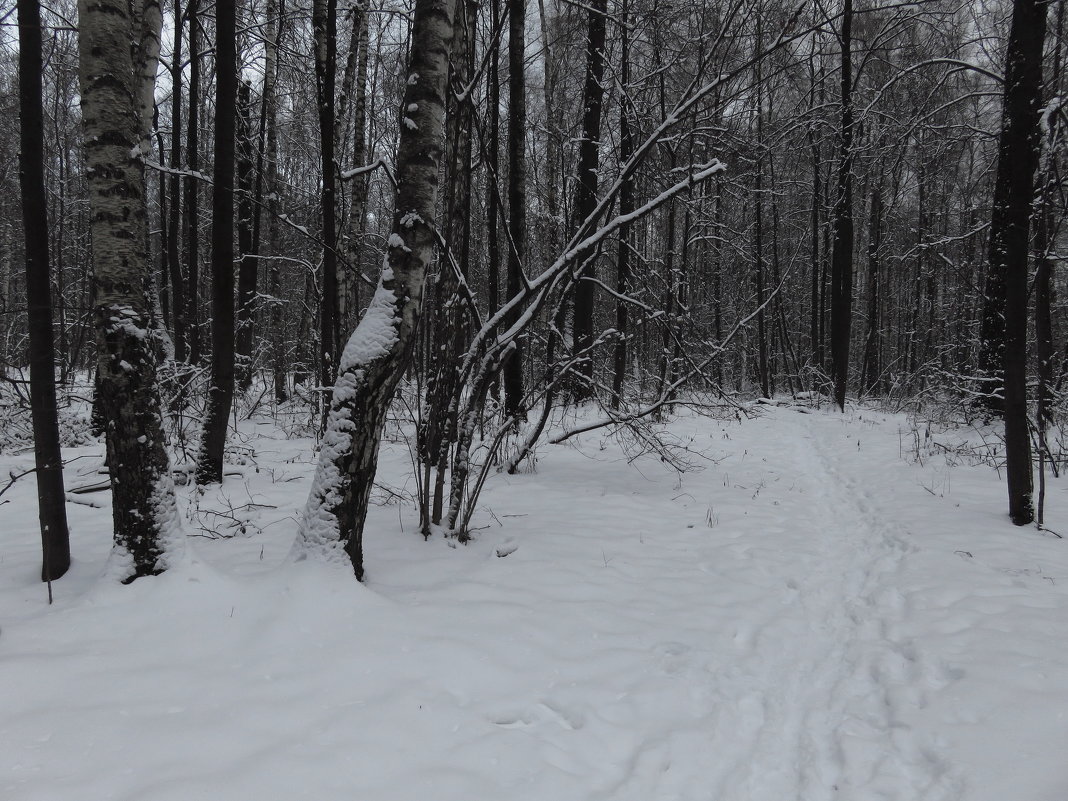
[2, 403, 1066, 800]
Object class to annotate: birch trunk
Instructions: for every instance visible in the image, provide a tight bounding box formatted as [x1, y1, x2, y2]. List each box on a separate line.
[295, 0, 456, 578]
[79, 0, 182, 579]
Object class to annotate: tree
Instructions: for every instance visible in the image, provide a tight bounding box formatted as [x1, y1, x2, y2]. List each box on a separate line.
[79, 0, 183, 579]
[19, 0, 71, 583]
[167, 0, 187, 365]
[185, 0, 202, 365]
[235, 79, 257, 389]
[504, 0, 527, 419]
[295, 0, 456, 578]
[197, 0, 238, 485]
[314, 0, 340, 390]
[987, 0, 1048, 524]
[829, 0, 855, 410]
[569, 0, 608, 400]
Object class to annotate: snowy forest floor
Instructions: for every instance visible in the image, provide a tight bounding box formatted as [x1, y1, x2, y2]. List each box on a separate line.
[2, 400, 1067, 800]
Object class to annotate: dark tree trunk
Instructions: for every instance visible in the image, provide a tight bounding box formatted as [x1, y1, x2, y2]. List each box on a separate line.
[861, 173, 883, 395]
[988, 0, 1047, 524]
[808, 98, 822, 376]
[1035, 0, 1063, 525]
[264, 0, 287, 402]
[19, 0, 71, 583]
[829, 0, 854, 411]
[314, 0, 339, 390]
[341, 0, 370, 333]
[612, 0, 633, 410]
[486, 0, 501, 328]
[197, 0, 238, 485]
[504, 0, 526, 418]
[236, 80, 257, 390]
[570, 0, 608, 400]
[185, 0, 201, 365]
[753, 59, 770, 398]
[168, 0, 186, 363]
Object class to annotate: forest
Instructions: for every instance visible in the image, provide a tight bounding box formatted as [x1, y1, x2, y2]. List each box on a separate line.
[1, 0, 1067, 798]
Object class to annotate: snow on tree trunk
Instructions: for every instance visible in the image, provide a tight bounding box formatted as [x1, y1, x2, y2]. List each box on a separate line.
[79, 0, 183, 580]
[294, 0, 456, 578]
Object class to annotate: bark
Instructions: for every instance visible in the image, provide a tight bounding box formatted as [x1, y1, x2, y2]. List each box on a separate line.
[988, 0, 1047, 524]
[829, 0, 854, 411]
[487, 0, 501, 322]
[860, 172, 883, 395]
[753, 55, 770, 398]
[420, 0, 475, 530]
[167, 0, 186, 363]
[79, 0, 182, 579]
[197, 0, 238, 485]
[236, 80, 257, 390]
[570, 0, 608, 400]
[314, 0, 340, 389]
[504, 0, 526, 418]
[185, 0, 201, 364]
[296, 0, 456, 579]
[340, 1, 370, 333]
[611, 0, 632, 410]
[264, 0, 287, 402]
[808, 68, 822, 376]
[19, 0, 71, 583]
[1036, 0, 1063, 525]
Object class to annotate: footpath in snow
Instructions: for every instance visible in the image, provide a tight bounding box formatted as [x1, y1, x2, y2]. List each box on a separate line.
[1, 404, 1066, 800]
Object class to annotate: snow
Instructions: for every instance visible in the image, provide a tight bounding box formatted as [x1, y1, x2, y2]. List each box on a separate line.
[2, 404, 1068, 800]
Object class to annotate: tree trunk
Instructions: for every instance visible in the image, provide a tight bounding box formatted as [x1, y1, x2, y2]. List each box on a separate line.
[79, 0, 182, 579]
[185, 0, 201, 365]
[168, 0, 186, 363]
[504, 0, 526, 418]
[486, 0, 501, 330]
[265, 0, 287, 402]
[19, 0, 71, 583]
[611, 0, 632, 410]
[197, 0, 238, 485]
[295, 0, 455, 579]
[861, 171, 883, 395]
[341, 1, 370, 332]
[236, 80, 257, 390]
[829, 0, 854, 411]
[314, 0, 340, 390]
[989, 0, 1047, 524]
[570, 0, 608, 400]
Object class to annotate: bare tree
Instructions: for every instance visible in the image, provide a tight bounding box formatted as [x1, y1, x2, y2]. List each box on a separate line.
[19, 0, 71, 583]
[829, 0, 855, 410]
[197, 0, 239, 485]
[987, 0, 1048, 524]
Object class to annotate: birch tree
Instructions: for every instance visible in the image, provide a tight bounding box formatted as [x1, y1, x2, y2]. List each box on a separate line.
[295, 0, 456, 578]
[79, 0, 183, 579]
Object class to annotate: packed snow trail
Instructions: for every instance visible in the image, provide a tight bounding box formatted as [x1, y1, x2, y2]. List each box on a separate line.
[2, 404, 1066, 800]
